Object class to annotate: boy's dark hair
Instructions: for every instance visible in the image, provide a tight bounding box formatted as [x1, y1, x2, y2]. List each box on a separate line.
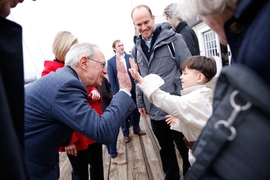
[180, 56, 217, 83]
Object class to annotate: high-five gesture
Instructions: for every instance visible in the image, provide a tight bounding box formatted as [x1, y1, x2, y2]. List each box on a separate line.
[128, 58, 144, 84]
[116, 54, 132, 92]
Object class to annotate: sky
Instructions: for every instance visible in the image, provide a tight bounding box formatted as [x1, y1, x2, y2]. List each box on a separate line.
[8, 0, 177, 79]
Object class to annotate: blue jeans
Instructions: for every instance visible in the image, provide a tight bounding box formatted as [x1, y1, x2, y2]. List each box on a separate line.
[106, 129, 119, 158]
[121, 108, 140, 137]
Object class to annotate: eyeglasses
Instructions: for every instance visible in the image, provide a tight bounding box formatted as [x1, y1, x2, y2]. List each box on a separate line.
[87, 57, 106, 68]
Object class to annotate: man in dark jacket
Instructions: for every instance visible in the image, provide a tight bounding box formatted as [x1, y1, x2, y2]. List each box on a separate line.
[0, 0, 33, 179]
[164, 3, 200, 56]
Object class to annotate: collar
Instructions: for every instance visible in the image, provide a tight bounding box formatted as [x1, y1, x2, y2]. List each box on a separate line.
[53, 58, 64, 64]
[175, 21, 187, 32]
[67, 66, 81, 81]
[142, 34, 154, 49]
[181, 85, 206, 96]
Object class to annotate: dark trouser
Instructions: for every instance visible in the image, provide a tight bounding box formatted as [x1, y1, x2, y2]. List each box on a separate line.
[121, 108, 141, 137]
[151, 119, 189, 180]
[67, 143, 104, 180]
[171, 130, 191, 175]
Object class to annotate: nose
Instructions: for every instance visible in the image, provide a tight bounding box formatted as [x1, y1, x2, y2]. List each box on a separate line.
[141, 24, 148, 31]
[103, 68, 108, 74]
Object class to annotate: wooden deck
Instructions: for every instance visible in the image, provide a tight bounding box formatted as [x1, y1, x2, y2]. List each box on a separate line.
[59, 115, 183, 180]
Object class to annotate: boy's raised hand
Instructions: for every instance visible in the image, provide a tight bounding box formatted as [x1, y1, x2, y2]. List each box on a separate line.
[129, 57, 143, 84]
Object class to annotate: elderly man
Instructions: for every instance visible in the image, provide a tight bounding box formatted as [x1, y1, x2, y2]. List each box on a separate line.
[24, 42, 135, 179]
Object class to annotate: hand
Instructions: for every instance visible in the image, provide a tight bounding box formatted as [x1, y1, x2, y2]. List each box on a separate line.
[64, 144, 77, 156]
[116, 54, 132, 92]
[165, 115, 178, 126]
[139, 108, 147, 117]
[89, 89, 101, 101]
[128, 58, 143, 84]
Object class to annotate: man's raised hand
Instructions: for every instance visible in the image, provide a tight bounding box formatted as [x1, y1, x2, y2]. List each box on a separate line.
[116, 54, 132, 92]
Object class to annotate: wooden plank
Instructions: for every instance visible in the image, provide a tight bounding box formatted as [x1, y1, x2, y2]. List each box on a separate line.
[59, 115, 179, 180]
[143, 115, 184, 180]
[139, 116, 165, 180]
[175, 149, 184, 180]
[103, 144, 110, 180]
[108, 130, 128, 180]
[59, 152, 72, 180]
[126, 130, 148, 180]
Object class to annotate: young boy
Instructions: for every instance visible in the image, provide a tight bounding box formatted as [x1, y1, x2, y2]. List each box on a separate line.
[128, 56, 217, 164]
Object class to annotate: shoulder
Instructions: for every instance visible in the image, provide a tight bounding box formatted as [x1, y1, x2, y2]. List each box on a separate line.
[173, 33, 187, 45]
[107, 56, 116, 65]
[159, 22, 173, 30]
[182, 25, 194, 34]
[125, 54, 132, 58]
[107, 56, 116, 62]
[26, 67, 86, 97]
[199, 87, 213, 97]
[42, 61, 64, 76]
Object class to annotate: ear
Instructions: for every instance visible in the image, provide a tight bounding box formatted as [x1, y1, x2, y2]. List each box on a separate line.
[197, 73, 206, 84]
[79, 56, 88, 70]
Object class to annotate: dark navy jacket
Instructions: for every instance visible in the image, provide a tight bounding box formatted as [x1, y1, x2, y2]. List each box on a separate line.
[185, 0, 270, 180]
[0, 17, 29, 180]
[225, 0, 270, 85]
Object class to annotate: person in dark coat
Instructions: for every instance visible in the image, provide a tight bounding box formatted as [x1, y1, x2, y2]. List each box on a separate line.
[175, 0, 270, 179]
[164, 3, 200, 56]
[0, 0, 35, 179]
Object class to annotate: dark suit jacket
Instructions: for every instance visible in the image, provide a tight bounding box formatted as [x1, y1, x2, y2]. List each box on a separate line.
[0, 17, 29, 180]
[24, 66, 135, 179]
[107, 54, 137, 102]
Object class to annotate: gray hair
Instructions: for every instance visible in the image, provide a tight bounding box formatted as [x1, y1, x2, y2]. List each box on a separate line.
[65, 42, 98, 68]
[164, 3, 182, 21]
[176, 0, 240, 20]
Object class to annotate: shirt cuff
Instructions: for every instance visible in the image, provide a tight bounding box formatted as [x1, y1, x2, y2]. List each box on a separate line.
[119, 89, 131, 97]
